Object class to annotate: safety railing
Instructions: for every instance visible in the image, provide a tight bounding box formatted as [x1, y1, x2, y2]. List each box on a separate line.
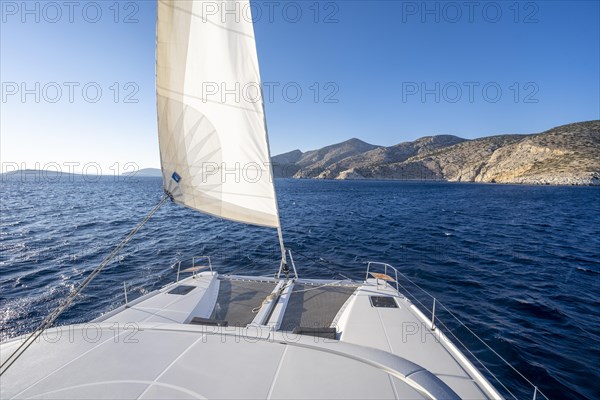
[171, 256, 213, 282]
[365, 261, 400, 292]
[365, 261, 549, 400]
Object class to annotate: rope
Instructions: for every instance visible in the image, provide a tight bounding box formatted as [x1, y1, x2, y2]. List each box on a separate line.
[252, 282, 289, 316]
[252, 292, 278, 313]
[289, 280, 348, 294]
[0, 195, 169, 376]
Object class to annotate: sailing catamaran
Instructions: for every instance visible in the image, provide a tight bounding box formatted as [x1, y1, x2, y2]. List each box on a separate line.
[0, 1, 543, 399]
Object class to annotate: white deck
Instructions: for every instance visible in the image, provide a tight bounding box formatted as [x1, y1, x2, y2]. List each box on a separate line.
[0, 272, 502, 399]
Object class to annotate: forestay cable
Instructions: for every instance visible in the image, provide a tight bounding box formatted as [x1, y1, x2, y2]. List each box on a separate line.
[0, 195, 169, 376]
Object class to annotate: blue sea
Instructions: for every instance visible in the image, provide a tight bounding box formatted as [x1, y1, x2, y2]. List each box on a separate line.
[1, 175, 599, 400]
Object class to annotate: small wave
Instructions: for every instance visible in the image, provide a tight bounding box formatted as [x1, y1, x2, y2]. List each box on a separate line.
[509, 298, 566, 322]
[0, 220, 22, 228]
[576, 266, 599, 275]
[0, 281, 75, 341]
[456, 279, 482, 288]
[73, 222, 98, 230]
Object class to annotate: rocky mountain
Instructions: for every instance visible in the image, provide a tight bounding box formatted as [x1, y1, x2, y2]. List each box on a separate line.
[314, 135, 466, 179]
[272, 121, 600, 185]
[272, 138, 379, 179]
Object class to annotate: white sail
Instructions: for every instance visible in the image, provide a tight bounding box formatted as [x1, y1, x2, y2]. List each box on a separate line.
[156, 0, 280, 228]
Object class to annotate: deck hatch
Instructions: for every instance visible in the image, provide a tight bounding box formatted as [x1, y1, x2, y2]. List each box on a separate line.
[370, 296, 398, 308]
[168, 285, 196, 295]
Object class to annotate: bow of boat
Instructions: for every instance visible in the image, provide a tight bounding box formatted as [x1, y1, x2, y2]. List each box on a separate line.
[0, 265, 502, 400]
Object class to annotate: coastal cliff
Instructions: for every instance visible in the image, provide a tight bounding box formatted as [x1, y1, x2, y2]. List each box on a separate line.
[272, 121, 600, 186]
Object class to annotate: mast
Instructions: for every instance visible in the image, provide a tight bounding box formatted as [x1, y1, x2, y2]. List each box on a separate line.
[276, 226, 289, 277]
[259, 84, 289, 277]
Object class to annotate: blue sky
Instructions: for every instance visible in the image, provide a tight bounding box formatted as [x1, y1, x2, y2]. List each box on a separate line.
[1, 1, 599, 172]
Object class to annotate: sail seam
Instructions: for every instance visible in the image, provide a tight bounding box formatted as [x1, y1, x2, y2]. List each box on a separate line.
[159, 0, 254, 39]
[174, 199, 279, 229]
[158, 85, 263, 114]
[177, 187, 276, 201]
